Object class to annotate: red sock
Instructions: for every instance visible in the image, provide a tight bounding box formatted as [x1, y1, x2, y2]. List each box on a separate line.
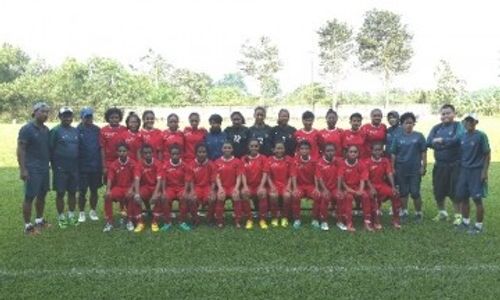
[312, 197, 321, 220]
[292, 197, 301, 221]
[361, 194, 371, 223]
[179, 200, 188, 223]
[190, 201, 200, 225]
[391, 196, 401, 224]
[152, 202, 163, 223]
[343, 194, 353, 226]
[207, 202, 215, 222]
[163, 200, 172, 224]
[319, 197, 329, 222]
[259, 197, 268, 220]
[270, 200, 279, 218]
[243, 201, 252, 220]
[282, 199, 291, 219]
[233, 200, 243, 224]
[104, 197, 113, 223]
[215, 200, 225, 224]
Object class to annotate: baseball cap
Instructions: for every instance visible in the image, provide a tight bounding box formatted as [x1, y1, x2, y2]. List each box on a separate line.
[463, 113, 478, 121]
[80, 107, 94, 118]
[33, 101, 50, 112]
[59, 107, 73, 115]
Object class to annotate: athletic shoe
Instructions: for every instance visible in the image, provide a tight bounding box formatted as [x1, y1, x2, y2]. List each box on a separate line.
[400, 212, 409, 223]
[58, 218, 68, 229]
[292, 220, 301, 229]
[468, 225, 483, 235]
[432, 213, 448, 222]
[235, 223, 242, 229]
[217, 223, 224, 229]
[373, 222, 383, 231]
[35, 219, 51, 230]
[179, 222, 192, 231]
[455, 222, 469, 231]
[363, 221, 374, 232]
[311, 220, 320, 229]
[280, 218, 289, 228]
[68, 216, 79, 226]
[245, 220, 254, 230]
[320, 222, 329, 231]
[24, 224, 39, 235]
[259, 220, 268, 230]
[414, 214, 423, 224]
[271, 218, 279, 227]
[134, 222, 145, 233]
[78, 212, 86, 223]
[102, 223, 113, 232]
[160, 223, 172, 232]
[120, 209, 127, 218]
[336, 222, 347, 231]
[346, 224, 356, 232]
[453, 214, 462, 226]
[151, 222, 160, 233]
[392, 222, 401, 229]
[89, 210, 99, 221]
[126, 221, 135, 232]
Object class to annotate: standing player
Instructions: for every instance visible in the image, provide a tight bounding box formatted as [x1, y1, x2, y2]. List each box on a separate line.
[361, 109, 387, 159]
[342, 113, 367, 158]
[132, 144, 163, 233]
[77, 107, 102, 223]
[339, 145, 372, 232]
[50, 107, 80, 228]
[103, 143, 136, 232]
[214, 141, 244, 228]
[456, 114, 490, 234]
[271, 109, 296, 157]
[121, 112, 142, 161]
[100, 107, 127, 179]
[319, 109, 343, 158]
[205, 114, 227, 161]
[183, 112, 207, 163]
[315, 143, 343, 231]
[293, 141, 321, 230]
[294, 111, 321, 160]
[241, 139, 269, 230]
[224, 111, 250, 158]
[385, 111, 402, 156]
[161, 145, 191, 231]
[162, 113, 185, 162]
[248, 106, 273, 156]
[391, 112, 427, 224]
[267, 141, 296, 227]
[18, 102, 51, 234]
[364, 142, 401, 229]
[426, 104, 464, 224]
[140, 110, 163, 160]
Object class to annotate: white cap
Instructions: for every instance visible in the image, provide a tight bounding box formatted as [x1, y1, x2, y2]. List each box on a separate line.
[59, 107, 73, 115]
[463, 113, 478, 121]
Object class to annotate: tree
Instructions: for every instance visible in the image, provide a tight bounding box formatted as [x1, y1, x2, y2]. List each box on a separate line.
[356, 9, 413, 107]
[238, 36, 282, 99]
[170, 69, 213, 105]
[0, 43, 30, 83]
[216, 72, 247, 92]
[138, 48, 173, 88]
[284, 83, 328, 108]
[433, 59, 466, 110]
[317, 19, 353, 107]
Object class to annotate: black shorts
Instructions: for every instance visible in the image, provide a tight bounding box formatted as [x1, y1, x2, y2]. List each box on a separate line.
[24, 170, 50, 200]
[396, 174, 422, 199]
[432, 162, 460, 202]
[52, 169, 79, 194]
[79, 171, 103, 195]
[456, 167, 486, 201]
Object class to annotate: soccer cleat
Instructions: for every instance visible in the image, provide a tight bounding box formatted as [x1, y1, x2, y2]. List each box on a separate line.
[78, 212, 86, 223]
[311, 220, 320, 229]
[392, 222, 401, 230]
[346, 224, 356, 232]
[24, 224, 39, 235]
[453, 214, 462, 226]
[280, 218, 289, 228]
[134, 222, 145, 233]
[235, 223, 242, 229]
[89, 210, 99, 221]
[414, 214, 423, 224]
[336, 222, 347, 231]
[151, 222, 160, 233]
[373, 222, 383, 231]
[292, 220, 302, 230]
[400, 212, 409, 224]
[58, 218, 68, 229]
[160, 223, 172, 232]
[179, 222, 192, 231]
[468, 225, 483, 235]
[68, 216, 79, 226]
[271, 218, 279, 227]
[102, 223, 113, 232]
[320, 222, 329, 231]
[455, 222, 469, 231]
[363, 221, 374, 232]
[126, 221, 135, 232]
[245, 220, 254, 230]
[35, 219, 52, 230]
[432, 213, 448, 222]
[259, 220, 268, 230]
[217, 223, 224, 229]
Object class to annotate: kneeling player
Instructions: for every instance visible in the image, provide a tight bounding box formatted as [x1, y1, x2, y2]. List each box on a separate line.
[132, 144, 163, 233]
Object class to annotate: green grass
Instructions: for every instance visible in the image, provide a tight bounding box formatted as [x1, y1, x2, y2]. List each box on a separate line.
[1, 121, 500, 299]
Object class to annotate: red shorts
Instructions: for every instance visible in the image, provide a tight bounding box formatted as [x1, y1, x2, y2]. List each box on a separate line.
[372, 183, 394, 201]
[296, 185, 317, 199]
[194, 186, 212, 204]
[165, 187, 185, 202]
[110, 187, 130, 201]
[139, 185, 156, 201]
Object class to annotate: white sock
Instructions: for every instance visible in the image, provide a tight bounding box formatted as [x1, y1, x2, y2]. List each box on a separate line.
[35, 217, 43, 224]
[68, 211, 75, 218]
[25, 223, 33, 229]
[475, 222, 483, 229]
[462, 218, 470, 225]
[59, 213, 66, 220]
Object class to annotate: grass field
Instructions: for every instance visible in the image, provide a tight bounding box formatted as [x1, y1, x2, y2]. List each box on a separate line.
[1, 119, 499, 299]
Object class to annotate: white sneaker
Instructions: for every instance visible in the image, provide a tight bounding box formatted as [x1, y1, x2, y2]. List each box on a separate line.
[311, 220, 320, 228]
[78, 212, 86, 223]
[171, 213, 176, 219]
[103, 223, 113, 232]
[336, 222, 347, 231]
[321, 222, 330, 231]
[89, 210, 99, 221]
[126, 221, 135, 232]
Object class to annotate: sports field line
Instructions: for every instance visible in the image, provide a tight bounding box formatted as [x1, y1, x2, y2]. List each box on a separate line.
[1, 264, 499, 278]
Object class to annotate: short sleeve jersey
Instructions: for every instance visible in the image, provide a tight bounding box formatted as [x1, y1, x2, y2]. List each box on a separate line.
[363, 157, 393, 185]
[100, 125, 127, 163]
[108, 157, 136, 188]
[390, 131, 426, 176]
[186, 159, 216, 187]
[49, 124, 79, 171]
[214, 157, 244, 189]
[162, 129, 185, 161]
[316, 157, 341, 190]
[294, 129, 321, 160]
[459, 130, 490, 169]
[242, 154, 269, 187]
[139, 128, 163, 159]
[295, 156, 317, 187]
[319, 128, 343, 157]
[18, 122, 50, 172]
[339, 159, 368, 189]
[183, 127, 207, 161]
[134, 159, 162, 187]
[267, 156, 296, 188]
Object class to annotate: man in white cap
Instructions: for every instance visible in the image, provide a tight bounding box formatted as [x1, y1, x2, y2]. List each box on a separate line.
[17, 101, 51, 234]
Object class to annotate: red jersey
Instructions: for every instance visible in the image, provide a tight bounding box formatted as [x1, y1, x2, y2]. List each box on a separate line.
[342, 129, 367, 158]
[108, 157, 136, 188]
[183, 127, 207, 161]
[339, 159, 368, 189]
[361, 123, 387, 157]
[363, 157, 393, 185]
[140, 128, 163, 159]
[161, 129, 185, 161]
[186, 159, 216, 187]
[295, 156, 317, 187]
[319, 128, 344, 157]
[121, 130, 142, 161]
[316, 157, 341, 190]
[162, 160, 188, 189]
[294, 129, 321, 160]
[134, 158, 162, 187]
[214, 157, 244, 189]
[100, 125, 127, 163]
[267, 156, 296, 188]
[242, 154, 269, 187]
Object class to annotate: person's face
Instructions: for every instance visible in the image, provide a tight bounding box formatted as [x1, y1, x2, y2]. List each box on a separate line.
[402, 118, 415, 133]
[324, 145, 335, 160]
[248, 141, 260, 155]
[35, 108, 50, 123]
[168, 117, 179, 131]
[109, 113, 120, 126]
[350, 117, 362, 130]
[326, 113, 338, 128]
[142, 147, 153, 161]
[128, 117, 140, 132]
[388, 116, 398, 127]
[170, 148, 181, 162]
[464, 119, 477, 131]
[222, 143, 233, 157]
[231, 114, 243, 127]
[274, 143, 285, 157]
[117, 146, 128, 159]
[196, 146, 207, 161]
[302, 118, 314, 129]
[372, 144, 383, 159]
[82, 115, 93, 125]
[210, 121, 221, 131]
[143, 113, 155, 129]
[299, 145, 310, 157]
[440, 107, 455, 124]
[60, 113, 73, 126]
[278, 111, 289, 126]
[371, 111, 382, 125]
[347, 146, 359, 160]
[254, 109, 266, 124]
[189, 115, 200, 129]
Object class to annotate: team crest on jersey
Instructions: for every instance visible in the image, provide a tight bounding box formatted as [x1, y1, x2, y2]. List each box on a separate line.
[233, 135, 241, 143]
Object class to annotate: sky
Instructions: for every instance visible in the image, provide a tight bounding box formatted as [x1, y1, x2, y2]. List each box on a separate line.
[1, 0, 499, 94]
